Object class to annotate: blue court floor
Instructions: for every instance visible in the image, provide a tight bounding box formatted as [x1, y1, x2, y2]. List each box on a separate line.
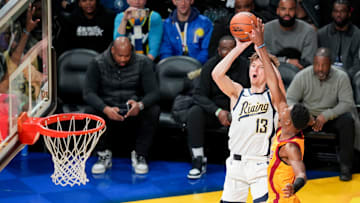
[0, 152, 342, 203]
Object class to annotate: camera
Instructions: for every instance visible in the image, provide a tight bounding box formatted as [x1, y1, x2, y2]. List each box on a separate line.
[118, 103, 131, 116]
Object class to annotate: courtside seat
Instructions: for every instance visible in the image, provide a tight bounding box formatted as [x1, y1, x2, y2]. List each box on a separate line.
[57, 48, 98, 113]
[156, 56, 201, 129]
[278, 62, 299, 90]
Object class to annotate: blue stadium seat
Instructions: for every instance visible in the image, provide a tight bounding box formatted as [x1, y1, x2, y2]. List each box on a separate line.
[156, 56, 201, 128]
[57, 48, 98, 113]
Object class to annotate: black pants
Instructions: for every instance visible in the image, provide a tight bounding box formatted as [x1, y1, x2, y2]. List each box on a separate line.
[85, 105, 160, 157]
[305, 112, 355, 168]
[186, 105, 224, 150]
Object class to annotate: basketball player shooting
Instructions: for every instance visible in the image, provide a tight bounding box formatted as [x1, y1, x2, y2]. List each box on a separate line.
[212, 16, 285, 203]
[247, 18, 315, 202]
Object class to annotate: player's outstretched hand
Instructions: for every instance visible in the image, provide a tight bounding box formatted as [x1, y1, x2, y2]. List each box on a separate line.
[233, 37, 252, 54]
[282, 183, 294, 198]
[247, 17, 264, 48]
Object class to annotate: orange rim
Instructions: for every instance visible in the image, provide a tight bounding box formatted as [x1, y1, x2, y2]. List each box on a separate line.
[38, 113, 106, 138]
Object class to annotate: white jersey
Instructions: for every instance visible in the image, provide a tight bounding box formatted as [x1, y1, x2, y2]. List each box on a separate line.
[228, 88, 275, 156]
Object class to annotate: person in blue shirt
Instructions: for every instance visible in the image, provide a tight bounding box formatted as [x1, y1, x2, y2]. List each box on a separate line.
[113, 0, 163, 61]
[159, 0, 213, 65]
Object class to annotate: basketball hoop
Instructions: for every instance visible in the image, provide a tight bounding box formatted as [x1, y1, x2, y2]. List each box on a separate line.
[18, 112, 106, 187]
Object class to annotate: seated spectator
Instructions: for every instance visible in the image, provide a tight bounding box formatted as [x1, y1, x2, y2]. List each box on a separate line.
[208, 0, 276, 58]
[83, 37, 160, 175]
[55, 0, 115, 56]
[295, 0, 319, 30]
[186, 35, 250, 179]
[113, 0, 162, 61]
[286, 47, 356, 181]
[159, 0, 213, 65]
[318, 0, 360, 82]
[264, 0, 317, 70]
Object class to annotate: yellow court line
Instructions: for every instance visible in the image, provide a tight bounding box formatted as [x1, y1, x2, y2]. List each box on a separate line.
[127, 174, 360, 203]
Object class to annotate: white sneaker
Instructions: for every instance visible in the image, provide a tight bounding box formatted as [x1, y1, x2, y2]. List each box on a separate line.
[187, 156, 207, 179]
[91, 150, 112, 174]
[131, 150, 149, 174]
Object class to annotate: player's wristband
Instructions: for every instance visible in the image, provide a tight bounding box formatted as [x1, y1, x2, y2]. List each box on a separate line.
[293, 177, 305, 193]
[23, 28, 30, 35]
[118, 33, 126, 37]
[215, 108, 222, 117]
[257, 43, 266, 49]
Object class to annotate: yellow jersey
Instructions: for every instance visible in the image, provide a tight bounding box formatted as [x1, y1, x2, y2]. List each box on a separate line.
[267, 128, 304, 203]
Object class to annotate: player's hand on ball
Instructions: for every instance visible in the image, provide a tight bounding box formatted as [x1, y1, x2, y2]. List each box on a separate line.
[282, 183, 294, 198]
[233, 38, 252, 55]
[218, 110, 231, 126]
[247, 18, 264, 47]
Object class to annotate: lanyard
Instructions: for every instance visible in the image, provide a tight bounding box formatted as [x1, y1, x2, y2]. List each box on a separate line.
[175, 22, 188, 52]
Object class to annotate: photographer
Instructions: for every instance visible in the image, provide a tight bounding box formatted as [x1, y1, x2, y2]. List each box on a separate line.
[83, 37, 160, 175]
[113, 0, 163, 61]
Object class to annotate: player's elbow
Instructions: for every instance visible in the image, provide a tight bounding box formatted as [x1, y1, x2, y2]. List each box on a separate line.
[211, 69, 220, 82]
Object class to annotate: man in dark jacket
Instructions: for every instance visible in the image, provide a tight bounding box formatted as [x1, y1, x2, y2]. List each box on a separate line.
[55, 0, 115, 56]
[186, 35, 250, 179]
[318, 0, 360, 81]
[83, 37, 160, 175]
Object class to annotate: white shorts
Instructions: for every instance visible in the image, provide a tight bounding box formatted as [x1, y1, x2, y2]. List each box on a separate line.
[221, 155, 268, 202]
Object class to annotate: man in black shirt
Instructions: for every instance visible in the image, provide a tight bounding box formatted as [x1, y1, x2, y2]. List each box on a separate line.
[187, 35, 250, 179]
[83, 37, 160, 175]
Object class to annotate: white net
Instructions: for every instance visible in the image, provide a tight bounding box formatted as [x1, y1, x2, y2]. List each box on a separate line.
[42, 115, 105, 187]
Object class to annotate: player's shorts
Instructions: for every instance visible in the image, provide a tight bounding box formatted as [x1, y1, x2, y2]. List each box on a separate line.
[221, 154, 269, 203]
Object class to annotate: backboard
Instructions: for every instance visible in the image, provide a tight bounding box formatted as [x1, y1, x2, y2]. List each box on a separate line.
[0, 0, 56, 171]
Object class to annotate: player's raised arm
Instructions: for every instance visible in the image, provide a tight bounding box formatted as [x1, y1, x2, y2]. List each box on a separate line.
[211, 39, 252, 100]
[248, 18, 287, 112]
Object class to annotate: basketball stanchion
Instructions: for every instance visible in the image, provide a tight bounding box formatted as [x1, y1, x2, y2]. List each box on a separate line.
[17, 112, 106, 187]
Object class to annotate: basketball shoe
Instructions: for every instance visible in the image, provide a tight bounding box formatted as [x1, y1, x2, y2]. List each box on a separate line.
[187, 156, 207, 179]
[91, 150, 112, 174]
[131, 150, 149, 174]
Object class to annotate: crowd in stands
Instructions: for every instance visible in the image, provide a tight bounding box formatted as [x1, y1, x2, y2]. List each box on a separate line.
[1, 0, 360, 184]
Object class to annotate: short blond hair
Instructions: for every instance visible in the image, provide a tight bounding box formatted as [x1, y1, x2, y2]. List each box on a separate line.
[249, 52, 280, 68]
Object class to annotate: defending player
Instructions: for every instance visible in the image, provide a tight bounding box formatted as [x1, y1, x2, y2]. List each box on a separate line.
[248, 18, 314, 203]
[212, 20, 285, 203]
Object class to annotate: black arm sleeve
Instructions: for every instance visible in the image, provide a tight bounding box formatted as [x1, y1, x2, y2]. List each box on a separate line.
[140, 58, 159, 108]
[293, 177, 305, 193]
[83, 59, 107, 112]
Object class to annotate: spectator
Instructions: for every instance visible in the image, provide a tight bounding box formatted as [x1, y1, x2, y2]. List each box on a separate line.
[186, 35, 250, 179]
[208, 0, 276, 58]
[286, 47, 356, 181]
[159, 0, 213, 65]
[56, 0, 115, 56]
[113, 0, 162, 61]
[0, 3, 42, 97]
[83, 37, 160, 175]
[318, 0, 360, 81]
[264, 0, 317, 70]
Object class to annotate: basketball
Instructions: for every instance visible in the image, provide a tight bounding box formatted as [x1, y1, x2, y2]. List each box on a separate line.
[229, 12, 257, 42]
